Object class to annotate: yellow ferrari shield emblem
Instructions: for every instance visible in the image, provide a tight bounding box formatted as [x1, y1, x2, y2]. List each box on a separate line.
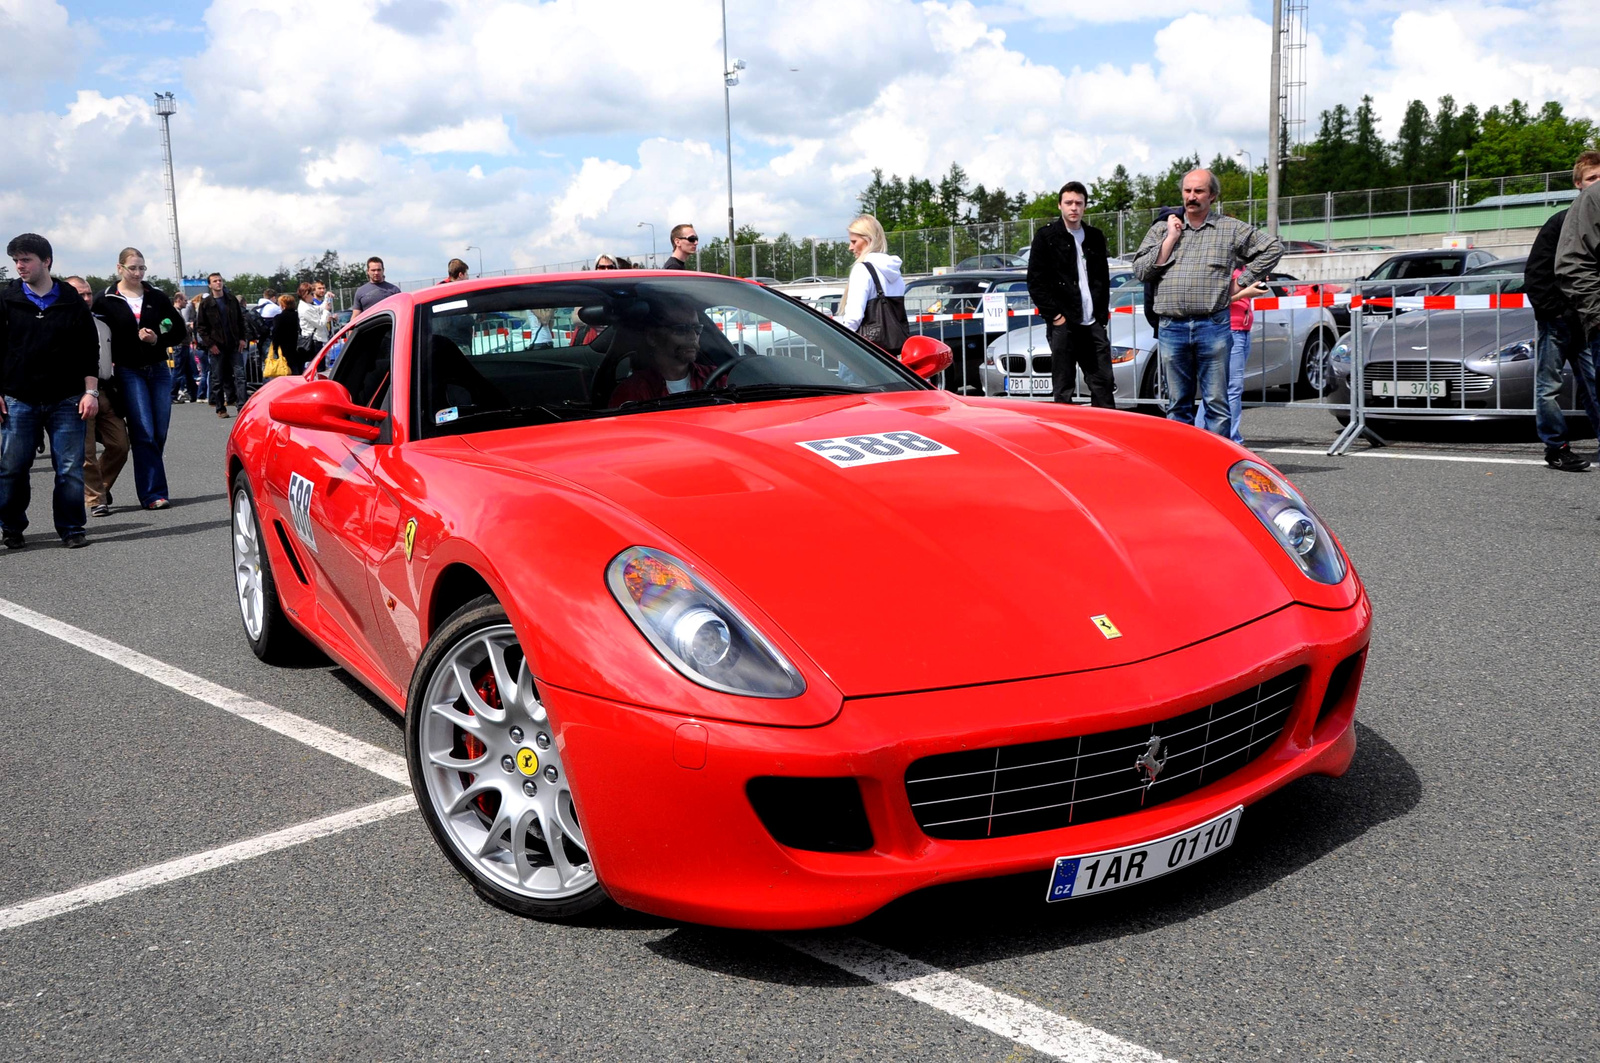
[403, 518, 417, 560]
[1091, 615, 1122, 640]
[515, 748, 540, 776]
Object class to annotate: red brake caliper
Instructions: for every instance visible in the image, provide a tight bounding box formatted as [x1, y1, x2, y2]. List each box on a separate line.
[460, 669, 503, 819]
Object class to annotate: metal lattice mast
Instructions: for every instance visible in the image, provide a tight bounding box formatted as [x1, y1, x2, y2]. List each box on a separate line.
[154, 93, 184, 284]
[1266, 0, 1308, 236]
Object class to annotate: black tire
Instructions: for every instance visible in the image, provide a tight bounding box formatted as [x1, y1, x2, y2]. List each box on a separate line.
[230, 471, 317, 665]
[406, 595, 609, 921]
[1137, 355, 1167, 417]
[1298, 330, 1337, 396]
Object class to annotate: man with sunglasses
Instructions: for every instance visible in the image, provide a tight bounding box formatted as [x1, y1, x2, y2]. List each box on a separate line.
[662, 224, 698, 269]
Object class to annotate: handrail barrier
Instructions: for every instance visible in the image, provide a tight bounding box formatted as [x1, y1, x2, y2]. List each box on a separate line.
[893, 269, 1586, 457]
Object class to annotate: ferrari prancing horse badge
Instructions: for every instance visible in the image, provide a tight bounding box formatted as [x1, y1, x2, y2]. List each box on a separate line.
[1091, 614, 1122, 639]
[403, 518, 417, 560]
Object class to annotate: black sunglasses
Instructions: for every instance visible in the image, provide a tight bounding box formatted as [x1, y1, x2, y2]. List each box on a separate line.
[595, 263, 618, 270]
[679, 234, 699, 244]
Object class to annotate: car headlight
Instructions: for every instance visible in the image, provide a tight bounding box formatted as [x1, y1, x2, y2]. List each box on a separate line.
[1484, 341, 1533, 363]
[607, 547, 806, 698]
[1229, 461, 1346, 585]
[1111, 346, 1137, 364]
[1330, 341, 1351, 367]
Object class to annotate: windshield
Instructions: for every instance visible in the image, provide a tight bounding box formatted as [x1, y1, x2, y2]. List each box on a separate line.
[414, 276, 921, 436]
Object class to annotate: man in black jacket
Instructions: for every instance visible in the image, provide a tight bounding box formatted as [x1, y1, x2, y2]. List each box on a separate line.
[1, 233, 100, 548]
[1026, 182, 1115, 407]
[1525, 150, 1600, 470]
[194, 272, 249, 417]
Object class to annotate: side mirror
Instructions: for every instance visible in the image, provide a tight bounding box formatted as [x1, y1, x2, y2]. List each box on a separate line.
[899, 334, 954, 379]
[269, 378, 385, 442]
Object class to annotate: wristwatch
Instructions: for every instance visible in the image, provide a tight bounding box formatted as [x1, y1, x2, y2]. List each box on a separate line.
[85, 389, 100, 398]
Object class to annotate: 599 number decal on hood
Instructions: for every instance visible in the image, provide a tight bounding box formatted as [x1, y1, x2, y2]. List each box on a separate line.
[797, 431, 958, 468]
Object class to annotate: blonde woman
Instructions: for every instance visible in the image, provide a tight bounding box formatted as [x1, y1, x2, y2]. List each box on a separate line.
[836, 214, 908, 347]
[92, 248, 184, 510]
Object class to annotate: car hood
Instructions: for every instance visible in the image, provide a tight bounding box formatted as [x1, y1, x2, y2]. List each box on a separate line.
[463, 392, 1292, 696]
[1360, 308, 1534, 362]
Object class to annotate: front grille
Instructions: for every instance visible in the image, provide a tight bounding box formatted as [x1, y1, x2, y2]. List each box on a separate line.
[1000, 355, 1053, 375]
[1366, 360, 1494, 394]
[904, 669, 1303, 840]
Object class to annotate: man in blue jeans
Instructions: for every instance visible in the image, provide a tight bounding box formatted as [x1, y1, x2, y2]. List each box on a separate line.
[1527, 151, 1600, 470]
[1, 233, 101, 548]
[1132, 169, 1283, 433]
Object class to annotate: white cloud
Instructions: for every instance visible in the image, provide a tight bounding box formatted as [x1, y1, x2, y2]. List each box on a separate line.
[8, 0, 1600, 286]
[399, 117, 516, 156]
[0, 0, 91, 94]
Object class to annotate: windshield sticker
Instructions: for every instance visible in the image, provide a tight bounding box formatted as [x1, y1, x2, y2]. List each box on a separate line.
[797, 431, 958, 468]
[435, 407, 459, 425]
[432, 299, 469, 313]
[287, 472, 317, 553]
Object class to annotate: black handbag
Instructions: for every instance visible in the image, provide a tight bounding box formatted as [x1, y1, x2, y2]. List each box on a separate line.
[858, 261, 910, 355]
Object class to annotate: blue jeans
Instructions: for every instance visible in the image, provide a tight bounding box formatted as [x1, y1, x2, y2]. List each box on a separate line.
[170, 345, 199, 399]
[1195, 328, 1251, 444]
[0, 395, 88, 539]
[1534, 315, 1600, 450]
[1159, 310, 1232, 434]
[116, 362, 173, 506]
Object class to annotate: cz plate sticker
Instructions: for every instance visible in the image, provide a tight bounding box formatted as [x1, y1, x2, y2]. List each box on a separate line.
[797, 431, 958, 468]
[287, 472, 318, 553]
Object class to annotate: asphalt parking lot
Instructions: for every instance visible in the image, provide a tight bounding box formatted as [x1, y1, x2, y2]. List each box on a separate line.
[1, 400, 1596, 1061]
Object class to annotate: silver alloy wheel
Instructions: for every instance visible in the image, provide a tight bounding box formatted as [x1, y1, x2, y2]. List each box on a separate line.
[1303, 336, 1332, 393]
[417, 625, 594, 901]
[232, 489, 265, 641]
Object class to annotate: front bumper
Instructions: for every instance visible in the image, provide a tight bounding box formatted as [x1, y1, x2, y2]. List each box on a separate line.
[548, 595, 1370, 929]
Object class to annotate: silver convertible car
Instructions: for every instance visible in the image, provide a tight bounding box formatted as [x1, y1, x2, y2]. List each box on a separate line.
[1327, 258, 1588, 423]
[981, 278, 1342, 409]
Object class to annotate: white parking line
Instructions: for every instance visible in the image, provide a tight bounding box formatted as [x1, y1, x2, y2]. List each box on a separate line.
[0, 597, 408, 784]
[0, 797, 415, 932]
[1260, 446, 1545, 466]
[778, 936, 1171, 1063]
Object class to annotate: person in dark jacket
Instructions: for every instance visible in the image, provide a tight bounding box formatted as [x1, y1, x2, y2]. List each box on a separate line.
[1525, 150, 1600, 471]
[1, 233, 100, 548]
[92, 248, 185, 510]
[272, 294, 306, 374]
[194, 272, 248, 417]
[1026, 181, 1115, 407]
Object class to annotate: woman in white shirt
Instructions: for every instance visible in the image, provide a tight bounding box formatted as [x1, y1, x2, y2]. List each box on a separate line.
[836, 214, 906, 334]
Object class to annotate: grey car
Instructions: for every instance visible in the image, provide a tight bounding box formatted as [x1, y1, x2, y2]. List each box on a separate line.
[984, 282, 1342, 408]
[1327, 258, 1586, 422]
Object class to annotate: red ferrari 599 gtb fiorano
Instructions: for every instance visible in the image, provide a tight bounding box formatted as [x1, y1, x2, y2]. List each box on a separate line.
[226, 272, 1369, 929]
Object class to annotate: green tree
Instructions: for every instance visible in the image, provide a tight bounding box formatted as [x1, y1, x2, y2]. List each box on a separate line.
[1392, 99, 1432, 183]
[1089, 164, 1135, 211]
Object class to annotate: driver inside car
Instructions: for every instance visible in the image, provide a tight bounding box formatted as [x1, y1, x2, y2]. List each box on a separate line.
[608, 301, 717, 406]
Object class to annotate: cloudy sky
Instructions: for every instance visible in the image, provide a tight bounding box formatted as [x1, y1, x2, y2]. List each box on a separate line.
[4, 0, 1597, 285]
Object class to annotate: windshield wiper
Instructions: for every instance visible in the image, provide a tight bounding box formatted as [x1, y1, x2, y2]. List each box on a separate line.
[719, 383, 879, 401]
[611, 390, 737, 412]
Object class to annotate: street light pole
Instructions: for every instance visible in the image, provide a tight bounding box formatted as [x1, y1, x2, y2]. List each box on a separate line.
[721, 0, 744, 271]
[152, 92, 184, 286]
[1236, 149, 1253, 224]
[637, 222, 656, 267]
[465, 245, 483, 276]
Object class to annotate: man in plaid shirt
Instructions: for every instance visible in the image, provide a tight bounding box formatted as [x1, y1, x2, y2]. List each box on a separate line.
[1132, 169, 1281, 435]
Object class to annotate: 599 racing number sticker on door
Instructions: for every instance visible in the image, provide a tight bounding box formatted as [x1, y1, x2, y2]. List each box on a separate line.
[287, 472, 318, 553]
[797, 431, 958, 468]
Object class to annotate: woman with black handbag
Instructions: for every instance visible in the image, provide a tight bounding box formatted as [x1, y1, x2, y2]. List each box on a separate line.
[92, 248, 185, 510]
[836, 214, 909, 355]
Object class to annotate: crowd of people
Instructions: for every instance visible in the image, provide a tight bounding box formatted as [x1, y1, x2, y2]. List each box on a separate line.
[7, 159, 1600, 547]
